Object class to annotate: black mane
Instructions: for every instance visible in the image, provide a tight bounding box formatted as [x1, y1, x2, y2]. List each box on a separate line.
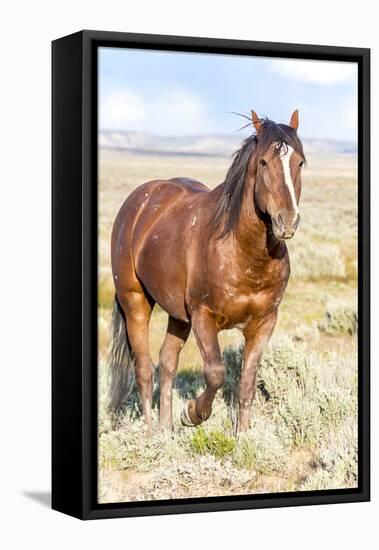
[211, 119, 305, 238]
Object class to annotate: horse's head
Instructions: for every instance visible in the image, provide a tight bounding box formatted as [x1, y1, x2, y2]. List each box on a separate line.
[251, 110, 305, 240]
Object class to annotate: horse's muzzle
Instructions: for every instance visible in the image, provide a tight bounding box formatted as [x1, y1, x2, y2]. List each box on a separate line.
[272, 212, 300, 240]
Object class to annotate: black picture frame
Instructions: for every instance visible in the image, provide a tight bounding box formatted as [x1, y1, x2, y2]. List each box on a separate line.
[52, 30, 370, 520]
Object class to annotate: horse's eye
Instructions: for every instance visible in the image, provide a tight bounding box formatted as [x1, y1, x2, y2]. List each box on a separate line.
[299, 160, 304, 167]
[260, 159, 267, 167]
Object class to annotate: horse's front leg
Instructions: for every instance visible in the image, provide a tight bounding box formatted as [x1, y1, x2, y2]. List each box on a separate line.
[181, 308, 225, 426]
[238, 310, 278, 432]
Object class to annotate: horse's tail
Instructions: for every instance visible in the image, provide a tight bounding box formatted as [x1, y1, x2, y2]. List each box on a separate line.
[107, 296, 135, 415]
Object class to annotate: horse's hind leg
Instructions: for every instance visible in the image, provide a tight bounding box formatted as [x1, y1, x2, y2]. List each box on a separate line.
[181, 308, 225, 426]
[159, 317, 191, 431]
[118, 289, 155, 434]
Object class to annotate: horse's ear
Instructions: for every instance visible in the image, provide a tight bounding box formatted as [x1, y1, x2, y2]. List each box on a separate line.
[289, 109, 299, 130]
[251, 110, 262, 133]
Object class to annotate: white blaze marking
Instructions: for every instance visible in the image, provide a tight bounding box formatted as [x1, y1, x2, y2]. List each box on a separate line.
[280, 145, 299, 215]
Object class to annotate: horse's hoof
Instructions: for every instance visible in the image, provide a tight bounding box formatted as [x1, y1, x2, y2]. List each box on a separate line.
[181, 401, 196, 427]
[181, 400, 202, 427]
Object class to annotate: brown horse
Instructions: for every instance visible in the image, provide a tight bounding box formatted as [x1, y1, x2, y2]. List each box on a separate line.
[108, 110, 306, 434]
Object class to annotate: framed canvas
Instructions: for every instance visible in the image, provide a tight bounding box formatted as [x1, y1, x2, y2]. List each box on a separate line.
[52, 30, 370, 520]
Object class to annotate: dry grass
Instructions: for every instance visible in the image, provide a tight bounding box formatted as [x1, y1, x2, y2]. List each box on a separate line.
[97, 148, 358, 503]
[98, 337, 358, 503]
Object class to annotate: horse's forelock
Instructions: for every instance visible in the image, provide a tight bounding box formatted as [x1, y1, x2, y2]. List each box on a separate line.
[256, 120, 305, 160]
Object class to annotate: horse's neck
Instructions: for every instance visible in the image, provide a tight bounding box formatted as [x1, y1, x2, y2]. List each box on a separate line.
[205, 174, 282, 261]
[234, 175, 280, 260]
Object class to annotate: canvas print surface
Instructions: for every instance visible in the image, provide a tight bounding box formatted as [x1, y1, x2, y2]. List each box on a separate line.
[97, 47, 358, 504]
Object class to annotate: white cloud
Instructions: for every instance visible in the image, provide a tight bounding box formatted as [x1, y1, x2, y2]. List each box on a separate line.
[100, 87, 210, 134]
[100, 89, 146, 129]
[269, 59, 357, 85]
[162, 90, 205, 117]
[153, 90, 208, 133]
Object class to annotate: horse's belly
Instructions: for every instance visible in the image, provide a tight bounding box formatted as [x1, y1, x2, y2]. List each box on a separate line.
[134, 225, 190, 322]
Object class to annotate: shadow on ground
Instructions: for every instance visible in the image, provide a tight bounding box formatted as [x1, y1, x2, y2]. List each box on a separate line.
[23, 491, 51, 508]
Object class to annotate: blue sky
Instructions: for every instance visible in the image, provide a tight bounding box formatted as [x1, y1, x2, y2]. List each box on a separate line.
[99, 47, 357, 142]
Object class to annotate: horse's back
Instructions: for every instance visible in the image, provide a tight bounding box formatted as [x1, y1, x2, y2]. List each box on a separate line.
[136, 177, 209, 206]
[167, 177, 209, 193]
[113, 177, 207, 233]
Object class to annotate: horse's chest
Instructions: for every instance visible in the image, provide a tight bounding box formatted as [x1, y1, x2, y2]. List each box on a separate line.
[213, 262, 289, 330]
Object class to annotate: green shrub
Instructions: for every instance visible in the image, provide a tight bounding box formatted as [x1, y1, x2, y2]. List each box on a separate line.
[319, 301, 358, 335]
[190, 426, 236, 459]
[293, 322, 320, 343]
[174, 369, 204, 400]
[258, 340, 310, 406]
[222, 345, 243, 418]
[278, 388, 322, 447]
[301, 420, 358, 490]
[317, 384, 357, 433]
[234, 419, 290, 474]
[300, 469, 345, 491]
[289, 241, 346, 281]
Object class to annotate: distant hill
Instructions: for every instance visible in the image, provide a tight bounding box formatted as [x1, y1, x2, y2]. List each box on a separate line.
[99, 130, 357, 157]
